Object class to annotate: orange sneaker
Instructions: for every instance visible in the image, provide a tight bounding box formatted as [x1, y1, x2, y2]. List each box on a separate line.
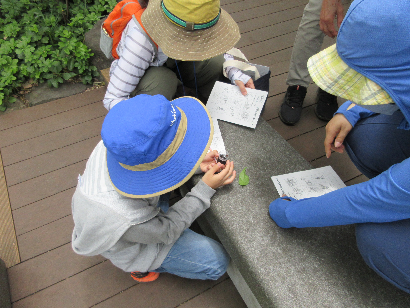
[130, 271, 160, 282]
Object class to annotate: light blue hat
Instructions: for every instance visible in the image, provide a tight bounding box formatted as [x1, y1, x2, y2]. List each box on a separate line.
[101, 94, 213, 198]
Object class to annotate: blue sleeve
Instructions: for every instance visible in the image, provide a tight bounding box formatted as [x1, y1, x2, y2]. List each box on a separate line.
[269, 158, 410, 228]
[336, 101, 375, 127]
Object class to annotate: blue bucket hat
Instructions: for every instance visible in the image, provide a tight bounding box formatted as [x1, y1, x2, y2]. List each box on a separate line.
[307, 0, 410, 122]
[101, 94, 213, 198]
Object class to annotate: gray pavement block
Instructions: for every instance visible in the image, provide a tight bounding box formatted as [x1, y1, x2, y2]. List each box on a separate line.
[191, 118, 410, 308]
[24, 82, 91, 106]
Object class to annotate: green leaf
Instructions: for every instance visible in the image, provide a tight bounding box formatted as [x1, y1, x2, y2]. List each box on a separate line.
[238, 168, 250, 186]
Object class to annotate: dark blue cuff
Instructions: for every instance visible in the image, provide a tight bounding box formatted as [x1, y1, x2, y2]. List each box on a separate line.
[269, 197, 295, 228]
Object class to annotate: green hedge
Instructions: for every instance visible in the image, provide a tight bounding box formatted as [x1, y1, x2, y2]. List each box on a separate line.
[0, 0, 117, 110]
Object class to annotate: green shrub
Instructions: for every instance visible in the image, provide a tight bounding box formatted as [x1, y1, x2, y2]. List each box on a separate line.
[0, 0, 117, 110]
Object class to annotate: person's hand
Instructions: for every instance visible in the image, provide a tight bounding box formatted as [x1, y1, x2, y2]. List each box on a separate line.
[200, 150, 219, 173]
[235, 79, 255, 96]
[202, 160, 236, 189]
[319, 0, 345, 38]
[324, 113, 353, 158]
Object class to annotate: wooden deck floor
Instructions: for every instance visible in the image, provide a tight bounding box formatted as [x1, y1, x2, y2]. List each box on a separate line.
[0, 0, 371, 307]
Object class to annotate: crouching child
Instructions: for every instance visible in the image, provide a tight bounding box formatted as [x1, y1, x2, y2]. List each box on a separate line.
[71, 94, 236, 282]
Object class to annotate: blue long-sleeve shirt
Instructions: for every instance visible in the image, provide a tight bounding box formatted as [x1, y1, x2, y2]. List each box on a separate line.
[269, 101, 410, 228]
[269, 157, 410, 228]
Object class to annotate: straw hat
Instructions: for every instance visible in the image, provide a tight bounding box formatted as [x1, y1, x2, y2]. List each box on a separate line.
[141, 0, 240, 61]
[101, 94, 213, 198]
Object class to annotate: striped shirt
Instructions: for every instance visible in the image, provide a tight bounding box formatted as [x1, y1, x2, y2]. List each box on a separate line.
[103, 18, 250, 110]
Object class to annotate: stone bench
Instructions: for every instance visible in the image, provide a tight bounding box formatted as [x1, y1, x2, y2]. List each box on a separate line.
[188, 118, 410, 307]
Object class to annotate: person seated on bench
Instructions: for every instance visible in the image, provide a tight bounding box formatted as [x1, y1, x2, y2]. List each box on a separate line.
[269, 0, 410, 294]
[103, 0, 254, 110]
[71, 94, 236, 282]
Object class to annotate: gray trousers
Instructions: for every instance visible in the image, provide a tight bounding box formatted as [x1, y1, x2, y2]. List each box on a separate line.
[133, 55, 224, 102]
[286, 0, 351, 88]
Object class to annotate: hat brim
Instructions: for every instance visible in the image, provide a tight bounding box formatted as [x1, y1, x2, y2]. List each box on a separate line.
[307, 44, 394, 108]
[106, 96, 213, 198]
[141, 0, 240, 61]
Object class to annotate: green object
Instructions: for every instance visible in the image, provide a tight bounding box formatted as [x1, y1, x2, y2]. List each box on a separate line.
[239, 168, 250, 186]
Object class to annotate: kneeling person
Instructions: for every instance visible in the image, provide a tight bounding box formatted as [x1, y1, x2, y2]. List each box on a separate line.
[71, 94, 236, 282]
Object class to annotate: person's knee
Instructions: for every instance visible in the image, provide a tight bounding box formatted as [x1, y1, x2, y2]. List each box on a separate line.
[356, 223, 410, 293]
[198, 237, 230, 280]
[204, 248, 230, 280]
[135, 67, 179, 100]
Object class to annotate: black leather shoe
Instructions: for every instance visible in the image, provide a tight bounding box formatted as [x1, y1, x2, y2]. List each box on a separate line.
[279, 85, 307, 125]
[315, 88, 338, 121]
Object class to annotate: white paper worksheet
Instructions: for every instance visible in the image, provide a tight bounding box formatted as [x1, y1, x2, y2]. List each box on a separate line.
[206, 81, 268, 129]
[271, 166, 346, 200]
[209, 118, 226, 154]
[207, 81, 268, 153]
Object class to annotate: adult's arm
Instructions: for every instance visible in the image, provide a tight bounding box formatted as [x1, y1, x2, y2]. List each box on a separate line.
[269, 157, 410, 228]
[320, 0, 345, 38]
[324, 101, 375, 157]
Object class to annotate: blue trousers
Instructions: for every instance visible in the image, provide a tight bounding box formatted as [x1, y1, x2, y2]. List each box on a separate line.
[154, 193, 230, 280]
[345, 111, 410, 293]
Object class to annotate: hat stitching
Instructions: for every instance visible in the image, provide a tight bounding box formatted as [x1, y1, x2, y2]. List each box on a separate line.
[119, 108, 187, 171]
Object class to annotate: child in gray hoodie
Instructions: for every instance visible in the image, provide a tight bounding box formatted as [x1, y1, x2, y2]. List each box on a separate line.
[71, 94, 236, 282]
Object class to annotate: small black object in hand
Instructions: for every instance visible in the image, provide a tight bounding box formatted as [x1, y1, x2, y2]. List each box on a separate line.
[217, 153, 228, 165]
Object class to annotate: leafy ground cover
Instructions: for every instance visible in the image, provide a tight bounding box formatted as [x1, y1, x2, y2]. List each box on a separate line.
[0, 0, 117, 110]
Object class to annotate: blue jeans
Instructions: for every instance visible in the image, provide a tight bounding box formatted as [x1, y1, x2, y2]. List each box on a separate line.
[154, 193, 230, 280]
[154, 228, 229, 280]
[345, 111, 410, 293]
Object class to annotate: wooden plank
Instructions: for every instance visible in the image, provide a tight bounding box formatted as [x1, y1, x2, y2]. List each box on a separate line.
[237, 17, 302, 49]
[5, 136, 100, 186]
[8, 161, 86, 210]
[266, 103, 328, 140]
[225, 0, 307, 17]
[238, 5, 305, 33]
[0, 102, 106, 147]
[12, 261, 136, 308]
[1, 117, 103, 166]
[13, 188, 74, 236]
[0, 151, 20, 268]
[0, 87, 106, 132]
[94, 274, 228, 308]
[287, 126, 326, 161]
[240, 32, 297, 60]
[178, 278, 247, 308]
[17, 215, 73, 262]
[262, 84, 320, 121]
[7, 244, 104, 302]
[345, 174, 368, 186]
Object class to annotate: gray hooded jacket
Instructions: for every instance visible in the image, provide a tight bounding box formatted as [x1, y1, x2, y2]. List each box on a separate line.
[71, 141, 215, 272]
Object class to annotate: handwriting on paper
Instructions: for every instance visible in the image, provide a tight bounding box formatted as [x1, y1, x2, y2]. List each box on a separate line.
[271, 166, 345, 200]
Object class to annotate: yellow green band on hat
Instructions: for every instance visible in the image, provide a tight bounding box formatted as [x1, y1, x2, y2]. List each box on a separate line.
[161, 0, 220, 31]
[120, 107, 187, 171]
